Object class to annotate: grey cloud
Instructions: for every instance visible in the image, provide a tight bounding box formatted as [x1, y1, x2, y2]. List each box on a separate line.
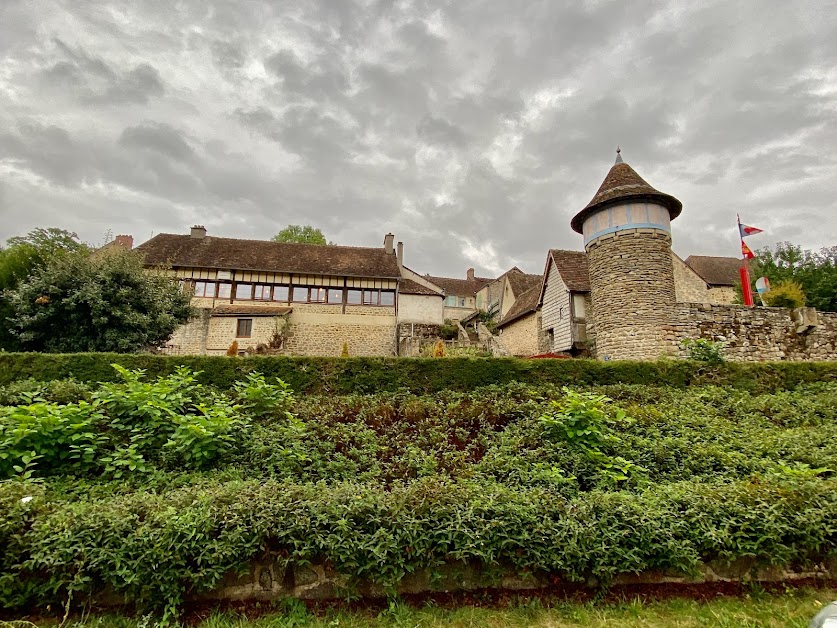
[0, 0, 835, 277]
[119, 122, 195, 162]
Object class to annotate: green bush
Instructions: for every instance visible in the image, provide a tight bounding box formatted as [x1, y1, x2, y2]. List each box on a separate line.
[680, 338, 725, 364]
[764, 280, 807, 308]
[1, 353, 836, 393]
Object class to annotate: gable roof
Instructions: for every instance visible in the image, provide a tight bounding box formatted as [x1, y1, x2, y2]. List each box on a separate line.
[424, 275, 493, 297]
[685, 255, 742, 286]
[506, 270, 542, 297]
[549, 249, 590, 292]
[571, 159, 682, 233]
[497, 282, 541, 328]
[400, 278, 443, 296]
[135, 234, 401, 279]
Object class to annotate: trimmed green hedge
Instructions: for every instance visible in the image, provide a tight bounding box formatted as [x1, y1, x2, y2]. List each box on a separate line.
[1, 352, 836, 392]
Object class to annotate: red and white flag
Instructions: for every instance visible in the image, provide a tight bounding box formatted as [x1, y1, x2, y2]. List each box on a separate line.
[739, 223, 763, 238]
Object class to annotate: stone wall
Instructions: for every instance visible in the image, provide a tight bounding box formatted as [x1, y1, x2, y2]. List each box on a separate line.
[586, 229, 676, 360]
[708, 285, 736, 304]
[499, 311, 542, 357]
[664, 304, 837, 361]
[672, 253, 711, 303]
[133, 557, 835, 605]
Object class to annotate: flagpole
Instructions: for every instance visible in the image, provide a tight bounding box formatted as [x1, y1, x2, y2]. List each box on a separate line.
[738, 214, 754, 307]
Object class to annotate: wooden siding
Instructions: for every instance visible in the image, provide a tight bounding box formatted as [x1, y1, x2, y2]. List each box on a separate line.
[541, 260, 572, 352]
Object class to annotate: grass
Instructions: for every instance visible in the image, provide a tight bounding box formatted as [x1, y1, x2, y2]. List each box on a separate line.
[6, 588, 836, 628]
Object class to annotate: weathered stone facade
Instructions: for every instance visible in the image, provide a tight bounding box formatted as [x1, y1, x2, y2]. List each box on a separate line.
[498, 311, 546, 357]
[586, 229, 676, 360]
[664, 305, 837, 361]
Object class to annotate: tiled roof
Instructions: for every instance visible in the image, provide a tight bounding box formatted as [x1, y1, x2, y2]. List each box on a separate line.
[400, 278, 442, 296]
[549, 249, 590, 292]
[506, 270, 542, 297]
[211, 305, 293, 316]
[570, 160, 682, 233]
[424, 275, 493, 297]
[135, 234, 401, 279]
[685, 255, 742, 286]
[497, 283, 541, 328]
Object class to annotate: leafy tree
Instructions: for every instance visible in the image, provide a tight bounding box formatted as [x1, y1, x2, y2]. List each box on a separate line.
[6, 250, 193, 353]
[0, 228, 88, 350]
[272, 225, 331, 245]
[751, 242, 837, 312]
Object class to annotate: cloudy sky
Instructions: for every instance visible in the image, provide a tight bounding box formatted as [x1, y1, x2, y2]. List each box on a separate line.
[1, 1, 835, 277]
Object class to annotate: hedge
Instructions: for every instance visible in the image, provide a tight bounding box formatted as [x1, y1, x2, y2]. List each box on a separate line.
[3, 477, 836, 618]
[1, 352, 836, 393]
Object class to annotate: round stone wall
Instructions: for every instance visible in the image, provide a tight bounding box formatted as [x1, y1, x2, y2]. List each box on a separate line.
[585, 226, 676, 360]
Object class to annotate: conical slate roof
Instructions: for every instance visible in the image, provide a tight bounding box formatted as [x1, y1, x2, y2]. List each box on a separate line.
[570, 154, 682, 234]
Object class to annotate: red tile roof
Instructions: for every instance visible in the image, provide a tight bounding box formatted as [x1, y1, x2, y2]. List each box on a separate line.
[400, 278, 443, 296]
[685, 255, 742, 286]
[424, 275, 493, 297]
[549, 249, 590, 292]
[571, 160, 682, 233]
[497, 283, 541, 328]
[506, 270, 542, 297]
[135, 234, 401, 278]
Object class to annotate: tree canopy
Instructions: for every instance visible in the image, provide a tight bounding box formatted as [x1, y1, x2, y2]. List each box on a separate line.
[0, 228, 88, 350]
[6, 250, 193, 353]
[751, 242, 837, 312]
[272, 225, 331, 245]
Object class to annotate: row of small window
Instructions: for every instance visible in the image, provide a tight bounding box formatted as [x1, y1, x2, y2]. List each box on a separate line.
[444, 295, 467, 307]
[190, 281, 395, 306]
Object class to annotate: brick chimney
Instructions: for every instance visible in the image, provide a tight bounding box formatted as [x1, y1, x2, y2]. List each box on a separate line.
[396, 241, 404, 268]
[466, 268, 475, 280]
[114, 235, 133, 249]
[190, 225, 207, 239]
[383, 233, 394, 254]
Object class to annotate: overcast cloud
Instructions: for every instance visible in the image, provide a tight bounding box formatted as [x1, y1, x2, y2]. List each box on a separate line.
[1, 0, 835, 277]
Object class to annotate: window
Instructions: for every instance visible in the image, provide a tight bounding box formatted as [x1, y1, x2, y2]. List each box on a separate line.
[310, 287, 327, 303]
[235, 283, 252, 300]
[236, 318, 252, 338]
[327, 288, 343, 304]
[194, 281, 216, 297]
[362, 289, 377, 305]
[445, 295, 457, 306]
[380, 290, 395, 306]
[253, 284, 271, 300]
[272, 285, 289, 302]
[292, 286, 308, 302]
[217, 283, 231, 299]
[458, 297, 466, 307]
[346, 289, 362, 304]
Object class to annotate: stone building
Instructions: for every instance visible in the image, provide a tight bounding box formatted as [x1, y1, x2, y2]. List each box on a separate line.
[135, 227, 402, 357]
[477, 268, 541, 321]
[423, 270, 493, 321]
[682, 255, 742, 304]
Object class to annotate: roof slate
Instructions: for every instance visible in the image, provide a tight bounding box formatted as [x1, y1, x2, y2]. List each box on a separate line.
[685, 255, 742, 286]
[570, 161, 682, 233]
[497, 283, 541, 328]
[549, 249, 591, 292]
[424, 275, 493, 297]
[135, 234, 401, 278]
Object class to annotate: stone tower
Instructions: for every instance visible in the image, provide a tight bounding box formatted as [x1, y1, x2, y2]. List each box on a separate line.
[570, 149, 683, 360]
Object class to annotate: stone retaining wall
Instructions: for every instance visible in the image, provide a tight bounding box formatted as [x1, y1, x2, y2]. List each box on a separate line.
[665, 304, 837, 361]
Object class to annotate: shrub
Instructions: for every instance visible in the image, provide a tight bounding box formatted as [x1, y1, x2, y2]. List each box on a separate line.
[341, 341, 349, 357]
[433, 339, 446, 358]
[226, 340, 239, 356]
[764, 280, 806, 308]
[680, 338, 725, 364]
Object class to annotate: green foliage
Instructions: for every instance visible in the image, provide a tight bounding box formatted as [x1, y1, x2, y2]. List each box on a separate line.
[763, 280, 806, 308]
[679, 338, 726, 364]
[272, 225, 331, 245]
[438, 320, 459, 340]
[0, 228, 88, 351]
[1, 353, 835, 394]
[6, 249, 193, 353]
[1, 379, 837, 617]
[752, 242, 837, 311]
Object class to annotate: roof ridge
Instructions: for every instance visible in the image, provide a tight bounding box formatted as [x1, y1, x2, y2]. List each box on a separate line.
[145, 233, 387, 253]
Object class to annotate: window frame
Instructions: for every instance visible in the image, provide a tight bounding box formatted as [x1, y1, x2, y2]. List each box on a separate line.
[236, 318, 253, 338]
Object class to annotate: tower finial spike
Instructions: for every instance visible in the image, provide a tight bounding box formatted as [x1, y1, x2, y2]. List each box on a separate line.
[614, 146, 623, 164]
